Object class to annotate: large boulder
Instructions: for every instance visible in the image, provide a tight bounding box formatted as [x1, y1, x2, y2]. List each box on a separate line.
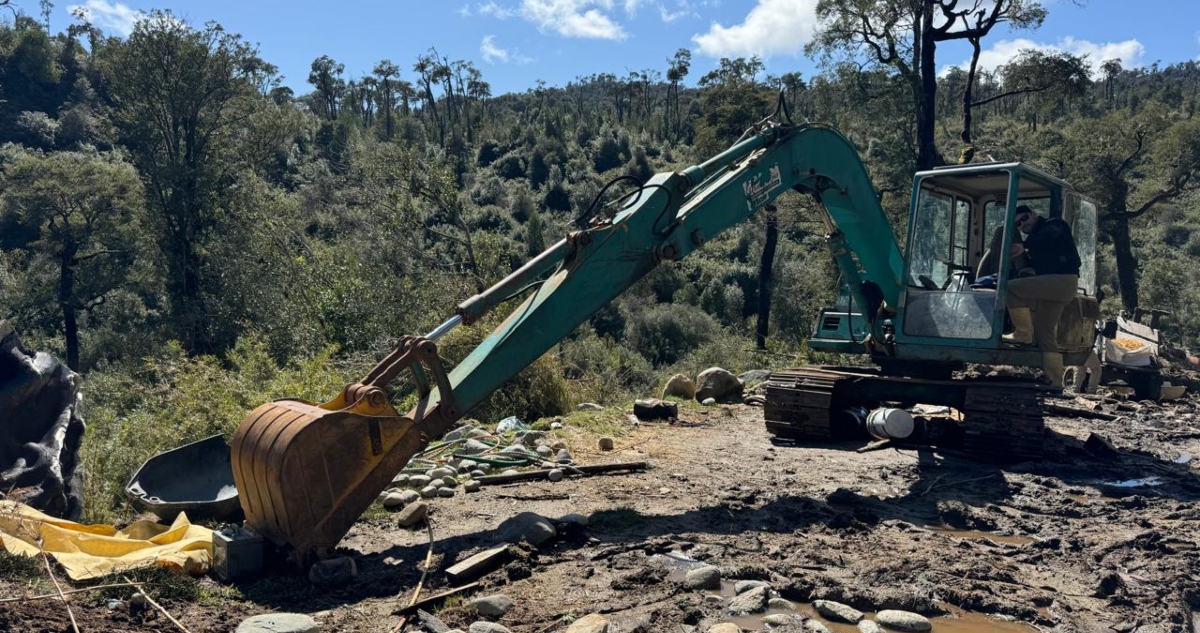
[695, 367, 743, 403]
[662, 373, 695, 400]
[0, 322, 85, 520]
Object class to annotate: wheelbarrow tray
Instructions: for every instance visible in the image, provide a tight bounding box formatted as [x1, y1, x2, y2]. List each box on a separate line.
[125, 434, 242, 522]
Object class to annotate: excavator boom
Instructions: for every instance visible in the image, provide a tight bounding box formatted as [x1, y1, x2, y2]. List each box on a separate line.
[232, 118, 905, 564]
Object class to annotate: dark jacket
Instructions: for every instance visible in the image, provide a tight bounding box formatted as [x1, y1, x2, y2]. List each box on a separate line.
[1025, 217, 1081, 276]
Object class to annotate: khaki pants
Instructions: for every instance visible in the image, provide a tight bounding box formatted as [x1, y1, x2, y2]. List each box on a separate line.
[1007, 274, 1079, 351]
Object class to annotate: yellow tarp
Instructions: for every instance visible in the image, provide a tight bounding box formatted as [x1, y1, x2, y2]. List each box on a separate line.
[0, 500, 213, 581]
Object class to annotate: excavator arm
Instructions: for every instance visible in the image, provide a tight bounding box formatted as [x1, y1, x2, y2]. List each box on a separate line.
[231, 117, 904, 564]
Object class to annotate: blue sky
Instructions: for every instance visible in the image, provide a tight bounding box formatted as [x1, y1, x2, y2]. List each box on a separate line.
[35, 0, 1200, 96]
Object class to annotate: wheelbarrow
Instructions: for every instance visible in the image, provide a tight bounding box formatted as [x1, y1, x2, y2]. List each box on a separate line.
[125, 434, 242, 522]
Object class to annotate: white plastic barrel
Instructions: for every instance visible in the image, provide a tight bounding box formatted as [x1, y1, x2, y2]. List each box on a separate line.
[866, 408, 914, 440]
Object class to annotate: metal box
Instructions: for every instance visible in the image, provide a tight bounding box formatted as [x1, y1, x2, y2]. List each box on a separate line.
[212, 524, 263, 581]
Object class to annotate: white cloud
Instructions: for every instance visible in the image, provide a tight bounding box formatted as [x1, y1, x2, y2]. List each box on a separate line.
[519, 0, 628, 40]
[480, 35, 535, 64]
[691, 0, 819, 59]
[946, 37, 1147, 77]
[660, 6, 688, 22]
[67, 0, 142, 37]
[481, 35, 510, 63]
[459, 5, 473, 17]
[478, 1, 519, 19]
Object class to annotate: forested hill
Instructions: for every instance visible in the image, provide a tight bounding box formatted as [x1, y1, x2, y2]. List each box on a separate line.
[2, 10, 1199, 414]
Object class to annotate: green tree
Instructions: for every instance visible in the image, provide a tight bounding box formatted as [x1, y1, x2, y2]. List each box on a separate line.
[102, 12, 278, 353]
[308, 55, 345, 120]
[0, 151, 145, 369]
[810, 0, 1047, 169]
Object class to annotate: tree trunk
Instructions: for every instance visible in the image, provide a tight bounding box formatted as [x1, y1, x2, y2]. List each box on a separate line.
[916, 9, 940, 170]
[1109, 216, 1139, 313]
[755, 208, 778, 351]
[58, 246, 79, 369]
[960, 38, 982, 148]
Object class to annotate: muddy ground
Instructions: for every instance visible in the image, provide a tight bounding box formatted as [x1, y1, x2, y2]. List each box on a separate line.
[3, 381, 1199, 633]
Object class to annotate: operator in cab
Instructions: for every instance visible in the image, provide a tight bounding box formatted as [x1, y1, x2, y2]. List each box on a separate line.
[1002, 205, 1082, 391]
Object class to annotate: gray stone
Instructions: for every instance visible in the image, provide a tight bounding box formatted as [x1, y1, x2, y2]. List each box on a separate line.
[457, 459, 477, 472]
[497, 512, 556, 546]
[738, 369, 772, 385]
[856, 622, 883, 633]
[398, 490, 420, 505]
[813, 600, 863, 624]
[237, 613, 319, 633]
[873, 610, 932, 632]
[804, 619, 833, 633]
[695, 367, 743, 402]
[515, 430, 547, 447]
[443, 426, 469, 442]
[734, 580, 770, 594]
[397, 502, 428, 528]
[684, 565, 721, 590]
[442, 476, 458, 488]
[536, 446, 554, 458]
[558, 513, 589, 526]
[465, 427, 489, 439]
[470, 469, 488, 478]
[460, 439, 492, 455]
[547, 468, 564, 482]
[762, 614, 803, 627]
[500, 469, 519, 476]
[565, 613, 609, 633]
[662, 373, 696, 400]
[727, 585, 769, 615]
[556, 449, 573, 463]
[420, 486, 438, 498]
[468, 623, 512, 633]
[382, 492, 408, 509]
[308, 557, 356, 586]
[768, 598, 796, 610]
[707, 625, 741, 633]
[702, 397, 717, 406]
[469, 594, 514, 617]
[550, 422, 564, 430]
[551, 441, 567, 450]
[391, 474, 409, 486]
[598, 437, 615, 451]
[428, 467, 456, 480]
[437, 487, 455, 498]
[408, 475, 432, 488]
[464, 480, 481, 493]
[577, 402, 604, 411]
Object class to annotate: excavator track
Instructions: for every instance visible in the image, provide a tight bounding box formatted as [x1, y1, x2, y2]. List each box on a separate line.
[763, 368, 847, 441]
[763, 366, 1045, 461]
[959, 386, 1045, 461]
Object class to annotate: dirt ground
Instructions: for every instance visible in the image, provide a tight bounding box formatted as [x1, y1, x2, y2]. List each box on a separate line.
[3, 381, 1199, 633]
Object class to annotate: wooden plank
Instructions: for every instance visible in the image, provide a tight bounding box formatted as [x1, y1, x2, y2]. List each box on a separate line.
[444, 545, 511, 584]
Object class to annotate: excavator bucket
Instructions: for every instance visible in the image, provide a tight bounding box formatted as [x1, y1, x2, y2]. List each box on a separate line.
[230, 337, 457, 565]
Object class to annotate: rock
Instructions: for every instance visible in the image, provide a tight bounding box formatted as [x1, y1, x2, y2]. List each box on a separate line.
[708, 624, 742, 633]
[702, 398, 717, 406]
[577, 402, 604, 411]
[237, 613, 320, 633]
[813, 600, 863, 624]
[437, 487, 455, 498]
[727, 585, 769, 614]
[495, 416, 527, 433]
[501, 444, 537, 457]
[397, 502, 429, 528]
[408, 475, 432, 488]
[768, 598, 796, 610]
[536, 446, 554, 458]
[556, 449, 572, 463]
[684, 565, 721, 590]
[470, 469, 488, 478]
[515, 430, 546, 447]
[469, 594, 514, 617]
[695, 367, 743, 402]
[763, 614, 802, 627]
[500, 469, 519, 476]
[565, 613, 609, 633]
[559, 513, 589, 526]
[738, 369, 771, 386]
[468, 623, 512, 633]
[551, 441, 567, 450]
[662, 373, 696, 400]
[548, 469, 564, 482]
[460, 439, 493, 455]
[391, 474, 409, 486]
[804, 619, 833, 633]
[464, 480, 481, 493]
[420, 486, 438, 499]
[734, 580, 770, 594]
[428, 467, 456, 480]
[874, 610, 932, 632]
[457, 459, 477, 472]
[856, 621, 883, 633]
[598, 437, 615, 451]
[633, 398, 678, 421]
[497, 512, 557, 546]
[308, 557, 356, 586]
[443, 426, 469, 442]
[442, 476, 458, 488]
[382, 492, 408, 509]
[550, 422, 564, 430]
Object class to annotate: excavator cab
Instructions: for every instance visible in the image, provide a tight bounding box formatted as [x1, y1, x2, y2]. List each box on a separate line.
[811, 162, 1099, 370]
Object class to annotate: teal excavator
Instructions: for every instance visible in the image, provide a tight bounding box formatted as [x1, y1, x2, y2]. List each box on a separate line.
[230, 102, 1100, 563]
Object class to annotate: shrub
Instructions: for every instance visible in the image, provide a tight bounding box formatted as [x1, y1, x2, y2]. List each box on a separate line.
[623, 303, 718, 366]
[557, 329, 655, 403]
[470, 355, 572, 424]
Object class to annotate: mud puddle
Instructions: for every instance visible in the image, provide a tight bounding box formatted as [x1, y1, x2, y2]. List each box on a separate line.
[928, 527, 1035, 546]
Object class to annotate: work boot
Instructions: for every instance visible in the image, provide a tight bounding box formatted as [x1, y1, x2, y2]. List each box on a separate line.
[1042, 352, 1066, 393]
[1002, 307, 1034, 345]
